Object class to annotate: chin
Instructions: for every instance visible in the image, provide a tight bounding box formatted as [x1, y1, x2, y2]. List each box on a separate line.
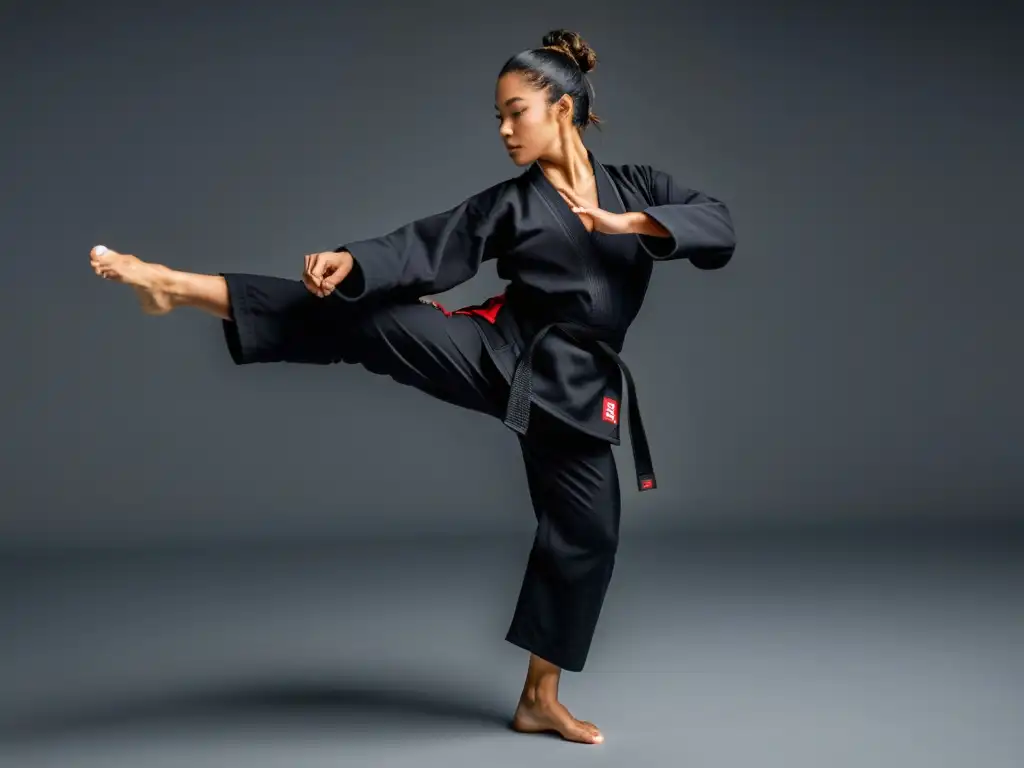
[506, 147, 536, 167]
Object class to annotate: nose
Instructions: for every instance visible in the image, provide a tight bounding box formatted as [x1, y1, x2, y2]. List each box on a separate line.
[498, 120, 513, 138]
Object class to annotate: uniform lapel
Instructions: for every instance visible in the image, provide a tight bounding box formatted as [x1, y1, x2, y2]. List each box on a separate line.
[528, 160, 587, 251]
[528, 151, 615, 235]
[528, 150, 635, 263]
[589, 153, 640, 263]
[590, 151, 627, 217]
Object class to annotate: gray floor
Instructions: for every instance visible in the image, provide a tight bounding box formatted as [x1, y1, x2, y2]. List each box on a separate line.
[2, 523, 1023, 767]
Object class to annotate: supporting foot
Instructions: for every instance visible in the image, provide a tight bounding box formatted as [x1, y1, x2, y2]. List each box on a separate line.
[510, 653, 603, 744]
[512, 695, 604, 744]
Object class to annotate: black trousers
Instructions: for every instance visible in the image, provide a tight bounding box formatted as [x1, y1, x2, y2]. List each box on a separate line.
[221, 273, 621, 672]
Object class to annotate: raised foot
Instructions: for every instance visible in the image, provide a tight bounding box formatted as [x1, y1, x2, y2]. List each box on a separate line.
[90, 245, 174, 315]
[511, 697, 604, 744]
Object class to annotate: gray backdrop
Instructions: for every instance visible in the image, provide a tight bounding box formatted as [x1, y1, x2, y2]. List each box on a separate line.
[2, 0, 1020, 547]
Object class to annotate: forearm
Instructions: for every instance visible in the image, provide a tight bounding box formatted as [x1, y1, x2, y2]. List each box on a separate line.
[627, 211, 670, 237]
[634, 200, 735, 265]
[627, 166, 736, 268]
[330, 197, 496, 302]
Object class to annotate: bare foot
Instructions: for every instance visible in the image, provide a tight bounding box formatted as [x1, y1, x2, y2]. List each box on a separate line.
[511, 695, 604, 744]
[90, 245, 174, 315]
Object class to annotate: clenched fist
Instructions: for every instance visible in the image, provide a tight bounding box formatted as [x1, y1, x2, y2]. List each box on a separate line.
[303, 250, 354, 297]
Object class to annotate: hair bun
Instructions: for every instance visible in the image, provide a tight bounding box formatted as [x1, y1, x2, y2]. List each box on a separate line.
[542, 29, 597, 73]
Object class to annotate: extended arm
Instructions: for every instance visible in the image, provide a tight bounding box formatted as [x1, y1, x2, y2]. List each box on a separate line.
[632, 166, 736, 270]
[331, 191, 506, 302]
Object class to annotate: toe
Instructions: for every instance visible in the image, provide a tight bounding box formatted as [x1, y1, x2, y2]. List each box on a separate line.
[567, 721, 601, 744]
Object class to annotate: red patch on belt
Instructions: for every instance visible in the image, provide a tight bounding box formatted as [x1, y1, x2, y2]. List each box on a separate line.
[602, 396, 619, 425]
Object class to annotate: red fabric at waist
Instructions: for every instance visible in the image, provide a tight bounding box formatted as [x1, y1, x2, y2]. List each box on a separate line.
[424, 292, 506, 324]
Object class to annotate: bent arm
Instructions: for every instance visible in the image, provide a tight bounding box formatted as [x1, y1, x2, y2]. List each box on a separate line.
[633, 167, 736, 270]
[331, 193, 505, 302]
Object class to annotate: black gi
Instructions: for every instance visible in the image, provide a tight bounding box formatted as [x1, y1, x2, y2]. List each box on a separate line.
[220, 151, 736, 671]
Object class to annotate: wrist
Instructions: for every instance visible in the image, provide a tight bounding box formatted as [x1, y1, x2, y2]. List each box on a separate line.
[338, 249, 354, 278]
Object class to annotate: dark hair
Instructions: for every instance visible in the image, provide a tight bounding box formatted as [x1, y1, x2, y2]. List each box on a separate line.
[498, 29, 602, 131]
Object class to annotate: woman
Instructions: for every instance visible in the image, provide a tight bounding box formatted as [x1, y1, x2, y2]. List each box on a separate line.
[90, 29, 736, 745]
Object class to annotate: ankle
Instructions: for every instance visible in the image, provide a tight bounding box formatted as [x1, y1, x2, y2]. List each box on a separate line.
[521, 678, 559, 706]
[154, 265, 188, 300]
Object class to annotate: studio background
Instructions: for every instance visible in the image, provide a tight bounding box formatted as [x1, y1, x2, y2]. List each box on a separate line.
[2, 0, 1020, 548]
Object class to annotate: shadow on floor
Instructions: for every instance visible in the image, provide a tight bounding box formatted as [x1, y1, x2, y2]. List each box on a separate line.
[1, 677, 514, 744]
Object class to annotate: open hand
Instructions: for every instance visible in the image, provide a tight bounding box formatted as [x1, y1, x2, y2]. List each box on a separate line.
[303, 250, 353, 297]
[558, 187, 637, 235]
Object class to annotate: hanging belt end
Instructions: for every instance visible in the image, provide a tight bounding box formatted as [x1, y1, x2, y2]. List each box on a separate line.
[503, 414, 530, 436]
[637, 473, 657, 492]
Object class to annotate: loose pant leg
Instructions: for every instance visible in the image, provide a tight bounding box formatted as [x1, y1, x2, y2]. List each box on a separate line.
[220, 272, 507, 417]
[220, 272, 621, 671]
[505, 412, 622, 672]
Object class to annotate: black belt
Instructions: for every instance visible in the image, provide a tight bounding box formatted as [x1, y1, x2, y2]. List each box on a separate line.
[502, 321, 657, 492]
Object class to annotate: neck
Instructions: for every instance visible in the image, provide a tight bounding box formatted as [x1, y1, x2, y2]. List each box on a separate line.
[537, 127, 592, 188]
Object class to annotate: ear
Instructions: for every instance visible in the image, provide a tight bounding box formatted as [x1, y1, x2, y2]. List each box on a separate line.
[556, 94, 575, 121]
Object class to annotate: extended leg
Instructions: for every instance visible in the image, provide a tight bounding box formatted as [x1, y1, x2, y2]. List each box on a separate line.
[90, 247, 508, 415]
[218, 272, 509, 416]
[90, 246, 232, 319]
[163, 272, 232, 320]
[508, 412, 621, 744]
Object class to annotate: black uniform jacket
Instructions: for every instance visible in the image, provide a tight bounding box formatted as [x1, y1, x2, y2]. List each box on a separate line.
[334, 151, 736, 490]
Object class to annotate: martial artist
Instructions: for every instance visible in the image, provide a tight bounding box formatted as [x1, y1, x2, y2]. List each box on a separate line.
[89, 28, 736, 745]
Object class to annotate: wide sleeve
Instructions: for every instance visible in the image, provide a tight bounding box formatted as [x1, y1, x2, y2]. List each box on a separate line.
[330, 189, 507, 301]
[636, 166, 736, 270]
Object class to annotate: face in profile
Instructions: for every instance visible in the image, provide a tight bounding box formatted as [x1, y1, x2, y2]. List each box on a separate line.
[494, 72, 571, 167]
